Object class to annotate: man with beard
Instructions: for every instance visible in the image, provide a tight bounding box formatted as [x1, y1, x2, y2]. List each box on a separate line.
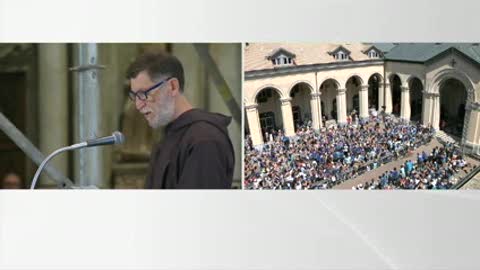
[126, 51, 234, 189]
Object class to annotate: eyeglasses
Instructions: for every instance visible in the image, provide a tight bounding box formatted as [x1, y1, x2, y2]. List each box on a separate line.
[128, 76, 173, 101]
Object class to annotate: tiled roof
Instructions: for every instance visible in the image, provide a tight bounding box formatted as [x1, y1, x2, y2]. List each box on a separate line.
[381, 43, 480, 64]
[371, 43, 398, 53]
[244, 43, 377, 72]
[244, 43, 480, 73]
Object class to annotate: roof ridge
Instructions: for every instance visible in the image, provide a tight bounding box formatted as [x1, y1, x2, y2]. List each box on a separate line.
[467, 44, 480, 60]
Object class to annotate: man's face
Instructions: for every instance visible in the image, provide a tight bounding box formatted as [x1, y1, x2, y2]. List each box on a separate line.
[2, 173, 21, 189]
[130, 71, 175, 128]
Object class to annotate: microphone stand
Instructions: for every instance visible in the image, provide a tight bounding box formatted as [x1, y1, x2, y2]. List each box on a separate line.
[30, 131, 124, 189]
[30, 142, 87, 190]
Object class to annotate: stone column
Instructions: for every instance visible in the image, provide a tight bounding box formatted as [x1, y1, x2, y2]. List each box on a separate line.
[384, 83, 392, 114]
[400, 86, 411, 121]
[431, 93, 441, 130]
[336, 88, 348, 125]
[280, 98, 296, 137]
[38, 44, 69, 187]
[463, 102, 480, 155]
[310, 92, 322, 130]
[359, 85, 369, 120]
[378, 82, 385, 111]
[422, 91, 433, 127]
[245, 104, 264, 146]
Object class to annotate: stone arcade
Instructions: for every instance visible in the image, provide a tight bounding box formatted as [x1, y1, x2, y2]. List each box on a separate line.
[244, 43, 480, 155]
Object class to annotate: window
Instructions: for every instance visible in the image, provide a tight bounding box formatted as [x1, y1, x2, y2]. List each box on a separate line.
[272, 54, 293, 66]
[368, 50, 378, 58]
[330, 46, 351, 61]
[334, 51, 348, 60]
[268, 48, 296, 67]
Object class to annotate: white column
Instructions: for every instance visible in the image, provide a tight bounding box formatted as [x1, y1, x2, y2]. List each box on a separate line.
[310, 92, 322, 130]
[280, 98, 296, 137]
[38, 44, 69, 187]
[464, 102, 480, 155]
[400, 86, 411, 121]
[384, 83, 392, 114]
[378, 82, 385, 111]
[431, 93, 441, 130]
[422, 91, 433, 127]
[336, 88, 348, 125]
[359, 85, 369, 120]
[245, 104, 264, 146]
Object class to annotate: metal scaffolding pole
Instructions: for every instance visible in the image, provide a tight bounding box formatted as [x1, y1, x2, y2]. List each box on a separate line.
[71, 44, 105, 188]
[0, 112, 74, 188]
[193, 44, 241, 124]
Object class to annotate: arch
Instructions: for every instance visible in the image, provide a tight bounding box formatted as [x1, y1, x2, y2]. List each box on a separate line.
[439, 78, 468, 138]
[319, 78, 341, 91]
[388, 73, 403, 86]
[289, 81, 315, 130]
[408, 76, 424, 122]
[429, 69, 476, 146]
[406, 75, 424, 88]
[389, 74, 403, 116]
[369, 72, 384, 82]
[287, 80, 314, 97]
[345, 75, 363, 113]
[344, 74, 365, 89]
[254, 86, 284, 137]
[319, 78, 341, 121]
[251, 84, 284, 104]
[368, 73, 383, 110]
[429, 68, 476, 102]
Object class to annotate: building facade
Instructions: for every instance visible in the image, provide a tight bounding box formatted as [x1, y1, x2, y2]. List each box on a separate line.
[244, 43, 480, 155]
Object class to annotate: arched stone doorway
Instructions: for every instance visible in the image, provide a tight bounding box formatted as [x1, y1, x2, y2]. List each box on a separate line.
[320, 79, 340, 121]
[346, 76, 362, 115]
[390, 74, 402, 116]
[439, 78, 467, 137]
[255, 87, 283, 140]
[368, 74, 381, 110]
[289, 82, 313, 130]
[409, 77, 424, 122]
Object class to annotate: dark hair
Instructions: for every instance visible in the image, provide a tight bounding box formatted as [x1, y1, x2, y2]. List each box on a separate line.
[126, 51, 185, 92]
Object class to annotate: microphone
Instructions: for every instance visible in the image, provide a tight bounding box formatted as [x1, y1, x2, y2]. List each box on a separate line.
[86, 131, 125, 147]
[30, 131, 125, 189]
[67, 131, 125, 150]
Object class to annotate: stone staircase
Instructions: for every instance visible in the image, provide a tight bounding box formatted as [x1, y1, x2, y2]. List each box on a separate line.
[435, 130, 460, 146]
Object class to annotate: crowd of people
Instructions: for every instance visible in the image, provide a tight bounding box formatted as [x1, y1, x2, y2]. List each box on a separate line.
[352, 143, 470, 190]
[244, 113, 437, 190]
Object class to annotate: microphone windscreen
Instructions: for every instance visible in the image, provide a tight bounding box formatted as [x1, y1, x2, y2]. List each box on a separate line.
[112, 131, 125, 145]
